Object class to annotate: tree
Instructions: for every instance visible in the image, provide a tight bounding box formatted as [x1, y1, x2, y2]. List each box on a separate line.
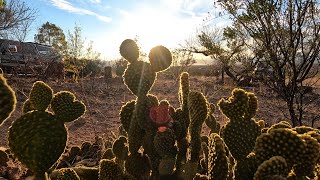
[184, 26, 257, 85]
[85, 40, 101, 61]
[0, 0, 36, 38]
[217, 0, 320, 126]
[64, 23, 101, 77]
[11, 17, 32, 41]
[67, 24, 84, 60]
[34, 22, 67, 56]
[169, 48, 196, 80]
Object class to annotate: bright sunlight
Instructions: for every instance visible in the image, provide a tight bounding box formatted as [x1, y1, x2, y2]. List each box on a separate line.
[118, 7, 199, 54]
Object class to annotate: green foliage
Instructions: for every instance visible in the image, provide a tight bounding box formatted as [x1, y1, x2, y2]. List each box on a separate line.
[63, 24, 101, 78]
[80, 60, 103, 77]
[34, 21, 67, 56]
[0, 73, 16, 125]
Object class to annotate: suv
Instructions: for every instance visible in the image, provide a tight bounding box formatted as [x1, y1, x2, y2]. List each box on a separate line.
[0, 39, 62, 76]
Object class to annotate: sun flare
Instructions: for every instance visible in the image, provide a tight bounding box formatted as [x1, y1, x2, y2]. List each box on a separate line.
[121, 8, 179, 54]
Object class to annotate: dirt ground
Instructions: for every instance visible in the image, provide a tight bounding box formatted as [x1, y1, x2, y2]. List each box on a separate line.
[1, 74, 320, 148]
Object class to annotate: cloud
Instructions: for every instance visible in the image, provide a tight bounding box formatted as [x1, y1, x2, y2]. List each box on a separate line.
[89, 0, 101, 4]
[49, 0, 112, 23]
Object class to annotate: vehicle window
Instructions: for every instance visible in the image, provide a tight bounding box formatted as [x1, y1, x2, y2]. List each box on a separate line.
[37, 45, 53, 55]
[21, 43, 37, 55]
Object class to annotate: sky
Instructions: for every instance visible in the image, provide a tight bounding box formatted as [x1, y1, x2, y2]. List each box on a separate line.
[26, 0, 228, 60]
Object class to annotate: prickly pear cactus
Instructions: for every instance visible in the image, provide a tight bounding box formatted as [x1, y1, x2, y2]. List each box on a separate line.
[208, 133, 229, 180]
[57, 168, 80, 180]
[112, 136, 128, 160]
[8, 81, 86, 179]
[118, 39, 174, 178]
[205, 103, 220, 134]
[29, 81, 53, 111]
[120, 39, 171, 97]
[253, 156, 288, 180]
[188, 91, 208, 163]
[98, 159, 124, 180]
[218, 88, 261, 161]
[0, 72, 16, 125]
[254, 127, 320, 178]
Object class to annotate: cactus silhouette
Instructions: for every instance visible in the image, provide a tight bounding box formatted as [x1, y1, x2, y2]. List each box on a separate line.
[57, 168, 80, 180]
[218, 88, 261, 161]
[0, 72, 16, 126]
[8, 81, 85, 179]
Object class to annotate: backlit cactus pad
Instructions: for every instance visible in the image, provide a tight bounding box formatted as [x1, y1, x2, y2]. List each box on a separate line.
[120, 39, 172, 96]
[8, 81, 86, 178]
[51, 91, 86, 122]
[0, 72, 16, 125]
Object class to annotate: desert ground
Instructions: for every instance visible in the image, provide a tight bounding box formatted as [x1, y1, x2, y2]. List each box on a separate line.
[1, 71, 320, 149]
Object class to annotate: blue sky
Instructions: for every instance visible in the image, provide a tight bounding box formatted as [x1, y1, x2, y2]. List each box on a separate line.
[26, 0, 227, 60]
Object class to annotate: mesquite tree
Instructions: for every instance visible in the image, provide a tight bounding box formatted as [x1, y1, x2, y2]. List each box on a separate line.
[217, 0, 320, 126]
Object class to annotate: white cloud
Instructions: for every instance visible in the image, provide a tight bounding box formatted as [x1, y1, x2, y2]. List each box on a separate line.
[49, 0, 112, 23]
[89, 0, 101, 4]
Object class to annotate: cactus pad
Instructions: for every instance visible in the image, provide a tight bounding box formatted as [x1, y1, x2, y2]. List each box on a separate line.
[112, 136, 129, 160]
[8, 111, 67, 176]
[188, 91, 208, 162]
[29, 81, 53, 111]
[125, 152, 151, 178]
[154, 127, 177, 157]
[148, 45, 172, 72]
[123, 61, 156, 96]
[0, 74, 16, 125]
[57, 168, 80, 180]
[120, 100, 135, 132]
[120, 39, 139, 63]
[254, 156, 288, 180]
[208, 134, 229, 180]
[99, 159, 124, 180]
[22, 99, 36, 113]
[51, 91, 86, 122]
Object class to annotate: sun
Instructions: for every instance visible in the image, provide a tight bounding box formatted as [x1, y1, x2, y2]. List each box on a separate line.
[120, 8, 178, 55]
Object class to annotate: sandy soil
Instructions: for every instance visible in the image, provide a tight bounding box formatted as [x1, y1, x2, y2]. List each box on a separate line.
[1, 74, 320, 149]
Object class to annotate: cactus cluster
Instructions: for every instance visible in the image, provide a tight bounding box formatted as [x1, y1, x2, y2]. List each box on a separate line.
[8, 81, 86, 179]
[117, 39, 211, 179]
[1, 41, 320, 180]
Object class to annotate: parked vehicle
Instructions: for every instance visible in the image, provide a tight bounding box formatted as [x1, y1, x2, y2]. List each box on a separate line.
[0, 39, 62, 77]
